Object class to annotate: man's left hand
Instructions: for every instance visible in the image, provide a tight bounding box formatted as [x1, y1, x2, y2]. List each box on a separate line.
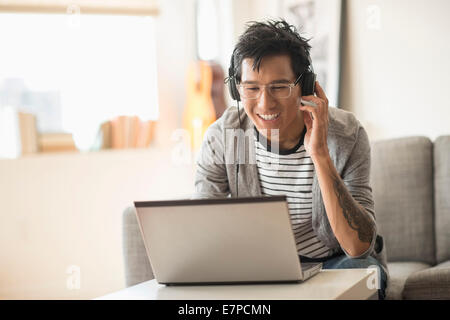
[299, 81, 330, 160]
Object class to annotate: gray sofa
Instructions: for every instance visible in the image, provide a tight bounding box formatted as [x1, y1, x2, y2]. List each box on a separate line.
[371, 135, 450, 299]
[122, 135, 450, 300]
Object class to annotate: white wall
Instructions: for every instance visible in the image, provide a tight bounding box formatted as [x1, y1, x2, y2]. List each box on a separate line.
[339, 0, 450, 141]
[232, 0, 279, 41]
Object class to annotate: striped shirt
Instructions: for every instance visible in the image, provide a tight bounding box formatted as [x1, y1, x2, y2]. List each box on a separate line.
[254, 127, 333, 259]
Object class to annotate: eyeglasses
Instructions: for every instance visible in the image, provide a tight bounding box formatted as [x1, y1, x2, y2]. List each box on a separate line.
[237, 73, 302, 100]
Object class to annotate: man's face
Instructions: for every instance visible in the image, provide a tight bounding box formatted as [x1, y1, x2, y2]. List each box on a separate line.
[240, 54, 303, 142]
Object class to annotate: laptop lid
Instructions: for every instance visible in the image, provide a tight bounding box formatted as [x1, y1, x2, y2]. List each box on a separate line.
[134, 196, 303, 284]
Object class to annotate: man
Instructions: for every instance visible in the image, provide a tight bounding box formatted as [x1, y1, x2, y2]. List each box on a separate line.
[194, 19, 388, 299]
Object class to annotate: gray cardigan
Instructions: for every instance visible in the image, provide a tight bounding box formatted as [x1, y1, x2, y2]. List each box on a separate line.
[194, 106, 388, 278]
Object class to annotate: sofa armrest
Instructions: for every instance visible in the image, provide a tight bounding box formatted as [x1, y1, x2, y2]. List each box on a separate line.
[122, 206, 153, 287]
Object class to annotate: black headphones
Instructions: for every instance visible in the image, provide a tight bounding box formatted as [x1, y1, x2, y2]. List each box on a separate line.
[226, 48, 317, 101]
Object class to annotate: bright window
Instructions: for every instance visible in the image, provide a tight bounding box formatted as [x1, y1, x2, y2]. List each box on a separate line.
[0, 13, 158, 150]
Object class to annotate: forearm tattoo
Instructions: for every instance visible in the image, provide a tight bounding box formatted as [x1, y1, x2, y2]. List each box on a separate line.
[330, 171, 373, 243]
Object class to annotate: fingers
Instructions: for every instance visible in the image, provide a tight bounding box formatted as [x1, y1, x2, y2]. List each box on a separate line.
[302, 81, 329, 107]
[299, 98, 322, 113]
[300, 95, 324, 108]
[299, 97, 328, 125]
[299, 104, 317, 114]
[300, 99, 317, 107]
[302, 111, 313, 130]
[299, 104, 319, 125]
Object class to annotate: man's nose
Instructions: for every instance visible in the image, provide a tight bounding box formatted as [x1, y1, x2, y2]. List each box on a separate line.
[257, 87, 275, 109]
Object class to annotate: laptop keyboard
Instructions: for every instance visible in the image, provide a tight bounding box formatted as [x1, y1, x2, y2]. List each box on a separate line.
[301, 262, 320, 271]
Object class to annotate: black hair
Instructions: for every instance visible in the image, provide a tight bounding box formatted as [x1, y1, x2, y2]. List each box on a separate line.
[232, 19, 312, 85]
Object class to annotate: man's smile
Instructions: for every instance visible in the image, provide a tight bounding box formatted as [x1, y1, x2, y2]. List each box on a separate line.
[257, 112, 281, 121]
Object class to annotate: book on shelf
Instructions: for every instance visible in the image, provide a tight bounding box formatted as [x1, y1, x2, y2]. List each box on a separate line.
[128, 116, 140, 148]
[136, 120, 155, 148]
[99, 121, 112, 149]
[111, 116, 125, 149]
[38, 132, 77, 153]
[108, 116, 155, 149]
[17, 111, 39, 155]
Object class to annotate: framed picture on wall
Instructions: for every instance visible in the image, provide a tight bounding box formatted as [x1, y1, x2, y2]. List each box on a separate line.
[279, 0, 342, 108]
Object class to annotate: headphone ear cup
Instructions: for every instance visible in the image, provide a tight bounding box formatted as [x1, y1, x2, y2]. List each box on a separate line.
[301, 72, 316, 96]
[228, 77, 241, 101]
[228, 57, 241, 101]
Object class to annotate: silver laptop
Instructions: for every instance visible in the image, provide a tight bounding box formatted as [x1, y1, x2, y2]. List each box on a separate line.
[134, 196, 322, 285]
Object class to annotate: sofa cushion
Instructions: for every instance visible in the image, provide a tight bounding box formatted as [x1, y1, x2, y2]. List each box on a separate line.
[371, 137, 435, 265]
[403, 260, 450, 299]
[385, 262, 431, 300]
[122, 206, 153, 287]
[434, 136, 450, 264]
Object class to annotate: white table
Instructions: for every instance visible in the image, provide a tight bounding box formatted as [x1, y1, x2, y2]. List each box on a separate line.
[97, 269, 378, 300]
